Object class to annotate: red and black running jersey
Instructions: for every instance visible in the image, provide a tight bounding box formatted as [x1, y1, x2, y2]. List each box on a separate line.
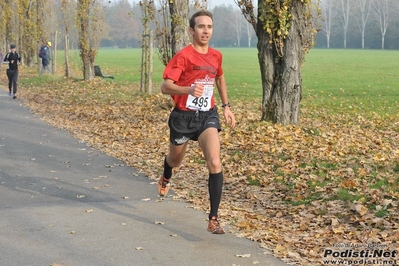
[163, 44, 224, 111]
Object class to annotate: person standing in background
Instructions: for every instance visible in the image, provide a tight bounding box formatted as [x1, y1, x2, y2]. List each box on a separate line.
[39, 41, 52, 76]
[3, 44, 21, 99]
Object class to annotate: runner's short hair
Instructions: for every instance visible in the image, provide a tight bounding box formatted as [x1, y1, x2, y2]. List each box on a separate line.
[189, 10, 213, 29]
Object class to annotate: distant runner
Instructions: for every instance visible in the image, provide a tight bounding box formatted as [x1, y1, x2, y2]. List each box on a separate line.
[3, 44, 21, 99]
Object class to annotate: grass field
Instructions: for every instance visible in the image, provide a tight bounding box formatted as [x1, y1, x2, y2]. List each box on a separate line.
[44, 48, 399, 118]
[301, 49, 399, 117]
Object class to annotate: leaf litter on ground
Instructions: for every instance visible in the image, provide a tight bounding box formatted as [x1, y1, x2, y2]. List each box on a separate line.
[11, 77, 399, 265]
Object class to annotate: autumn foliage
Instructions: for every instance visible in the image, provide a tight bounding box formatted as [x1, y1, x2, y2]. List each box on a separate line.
[10, 75, 399, 265]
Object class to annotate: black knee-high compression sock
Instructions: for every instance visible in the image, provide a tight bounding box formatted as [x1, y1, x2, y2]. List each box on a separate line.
[163, 156, 173, 180]
[208, 172, 223, 220]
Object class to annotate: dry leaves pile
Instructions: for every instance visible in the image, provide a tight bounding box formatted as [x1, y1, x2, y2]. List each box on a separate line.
[14, 78, 399, 265]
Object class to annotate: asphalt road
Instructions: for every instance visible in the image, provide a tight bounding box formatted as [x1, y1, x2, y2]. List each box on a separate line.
[0, 88, 289, 266]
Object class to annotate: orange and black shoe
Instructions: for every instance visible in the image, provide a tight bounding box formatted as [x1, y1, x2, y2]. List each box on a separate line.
[207, 217, 225, 234]
[158, 176, 171, 197]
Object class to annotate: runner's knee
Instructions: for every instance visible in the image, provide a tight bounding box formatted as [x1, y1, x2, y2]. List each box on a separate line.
[207, 157, 222, 172]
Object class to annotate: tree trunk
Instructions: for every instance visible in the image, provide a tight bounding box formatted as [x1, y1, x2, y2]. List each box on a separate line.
[19, 0, 36, 67]
[52, 31, 57, 74]
[169, 0, 190, 55]
[361, 32, 365, 49]
[77, 0, 97, 81]
[83, 60, 94, 79]
[80, 48, 95, 80]
[61, 0, 72, 77]
[141, 0, 150, 92]
[257, 1, 304, 125]
[148, 30, 154, 94]
[37, 0, 44, 73]
[381, 35, 385, 50]
[65, 35, 70, 77]
[327, 34, 330, 48]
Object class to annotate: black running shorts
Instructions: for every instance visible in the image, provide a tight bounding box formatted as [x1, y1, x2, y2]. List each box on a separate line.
[168, 107, 221, 145]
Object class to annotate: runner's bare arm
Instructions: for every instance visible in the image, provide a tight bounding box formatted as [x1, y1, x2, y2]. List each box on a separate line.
[215, 75, 236, 128]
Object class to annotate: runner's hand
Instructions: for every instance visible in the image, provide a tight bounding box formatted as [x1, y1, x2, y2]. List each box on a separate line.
[223, 107, 236, 129]
[188, 83, 204, 98]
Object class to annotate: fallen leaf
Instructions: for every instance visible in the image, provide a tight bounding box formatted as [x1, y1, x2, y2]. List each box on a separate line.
[354, 204, 368, 216]
[236, 254, 251, 258]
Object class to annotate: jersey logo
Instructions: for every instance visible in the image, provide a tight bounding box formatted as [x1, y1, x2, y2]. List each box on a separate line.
[192, 65, 216, 75]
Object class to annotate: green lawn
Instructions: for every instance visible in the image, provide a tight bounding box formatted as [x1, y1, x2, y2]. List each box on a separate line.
[301, 49, 399, 117]
[49, 48, 399, 117]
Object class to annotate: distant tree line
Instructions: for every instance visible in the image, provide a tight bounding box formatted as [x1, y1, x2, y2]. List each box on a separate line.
[100, 1, 257, 49]
[2, 0, 399, 60]
[317, 0, 399, 49]
[103, 0, 399, 50]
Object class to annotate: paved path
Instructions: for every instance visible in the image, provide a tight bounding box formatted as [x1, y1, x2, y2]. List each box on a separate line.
[0, 89, 289, 266]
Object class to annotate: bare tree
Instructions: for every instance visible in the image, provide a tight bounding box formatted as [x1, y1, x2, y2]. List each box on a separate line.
[244, 6, 256, 47]
[337, 0, 352, 48]
[372, 0, 391, 50]
[391, 0, 399, 15]
[233, 10, 242, 47]
[61, 0, 75, 77]
[106, 0, 136, 48]
[320, 0, 337, 48]
[238, 0, 320, 124]
[245, 19, 252, 47]
[353, 0, 371, 49]
[140, 0, 153, 91]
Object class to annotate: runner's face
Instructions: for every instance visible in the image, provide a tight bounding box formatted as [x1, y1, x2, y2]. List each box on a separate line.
[191, 16, 213, 46]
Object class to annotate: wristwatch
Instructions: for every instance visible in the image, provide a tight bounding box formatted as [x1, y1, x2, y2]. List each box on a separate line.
[222, 102, 231, 108]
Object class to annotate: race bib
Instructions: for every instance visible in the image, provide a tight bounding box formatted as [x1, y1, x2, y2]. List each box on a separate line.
[186, 75, 215, 111]
[186, 85, 213, 111]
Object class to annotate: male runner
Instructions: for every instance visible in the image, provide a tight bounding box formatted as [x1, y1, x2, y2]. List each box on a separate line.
[159, 10, 236, 234]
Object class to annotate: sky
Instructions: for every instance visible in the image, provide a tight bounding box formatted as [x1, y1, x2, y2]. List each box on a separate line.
[208, 0, 236, 8]
[206, 0, 257, 10]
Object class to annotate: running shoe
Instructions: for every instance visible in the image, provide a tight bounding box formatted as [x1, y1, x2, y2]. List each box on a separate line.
[158, 176, 170, 197]
[207, 217, 225, 234]
[13, 94, 17, 99]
